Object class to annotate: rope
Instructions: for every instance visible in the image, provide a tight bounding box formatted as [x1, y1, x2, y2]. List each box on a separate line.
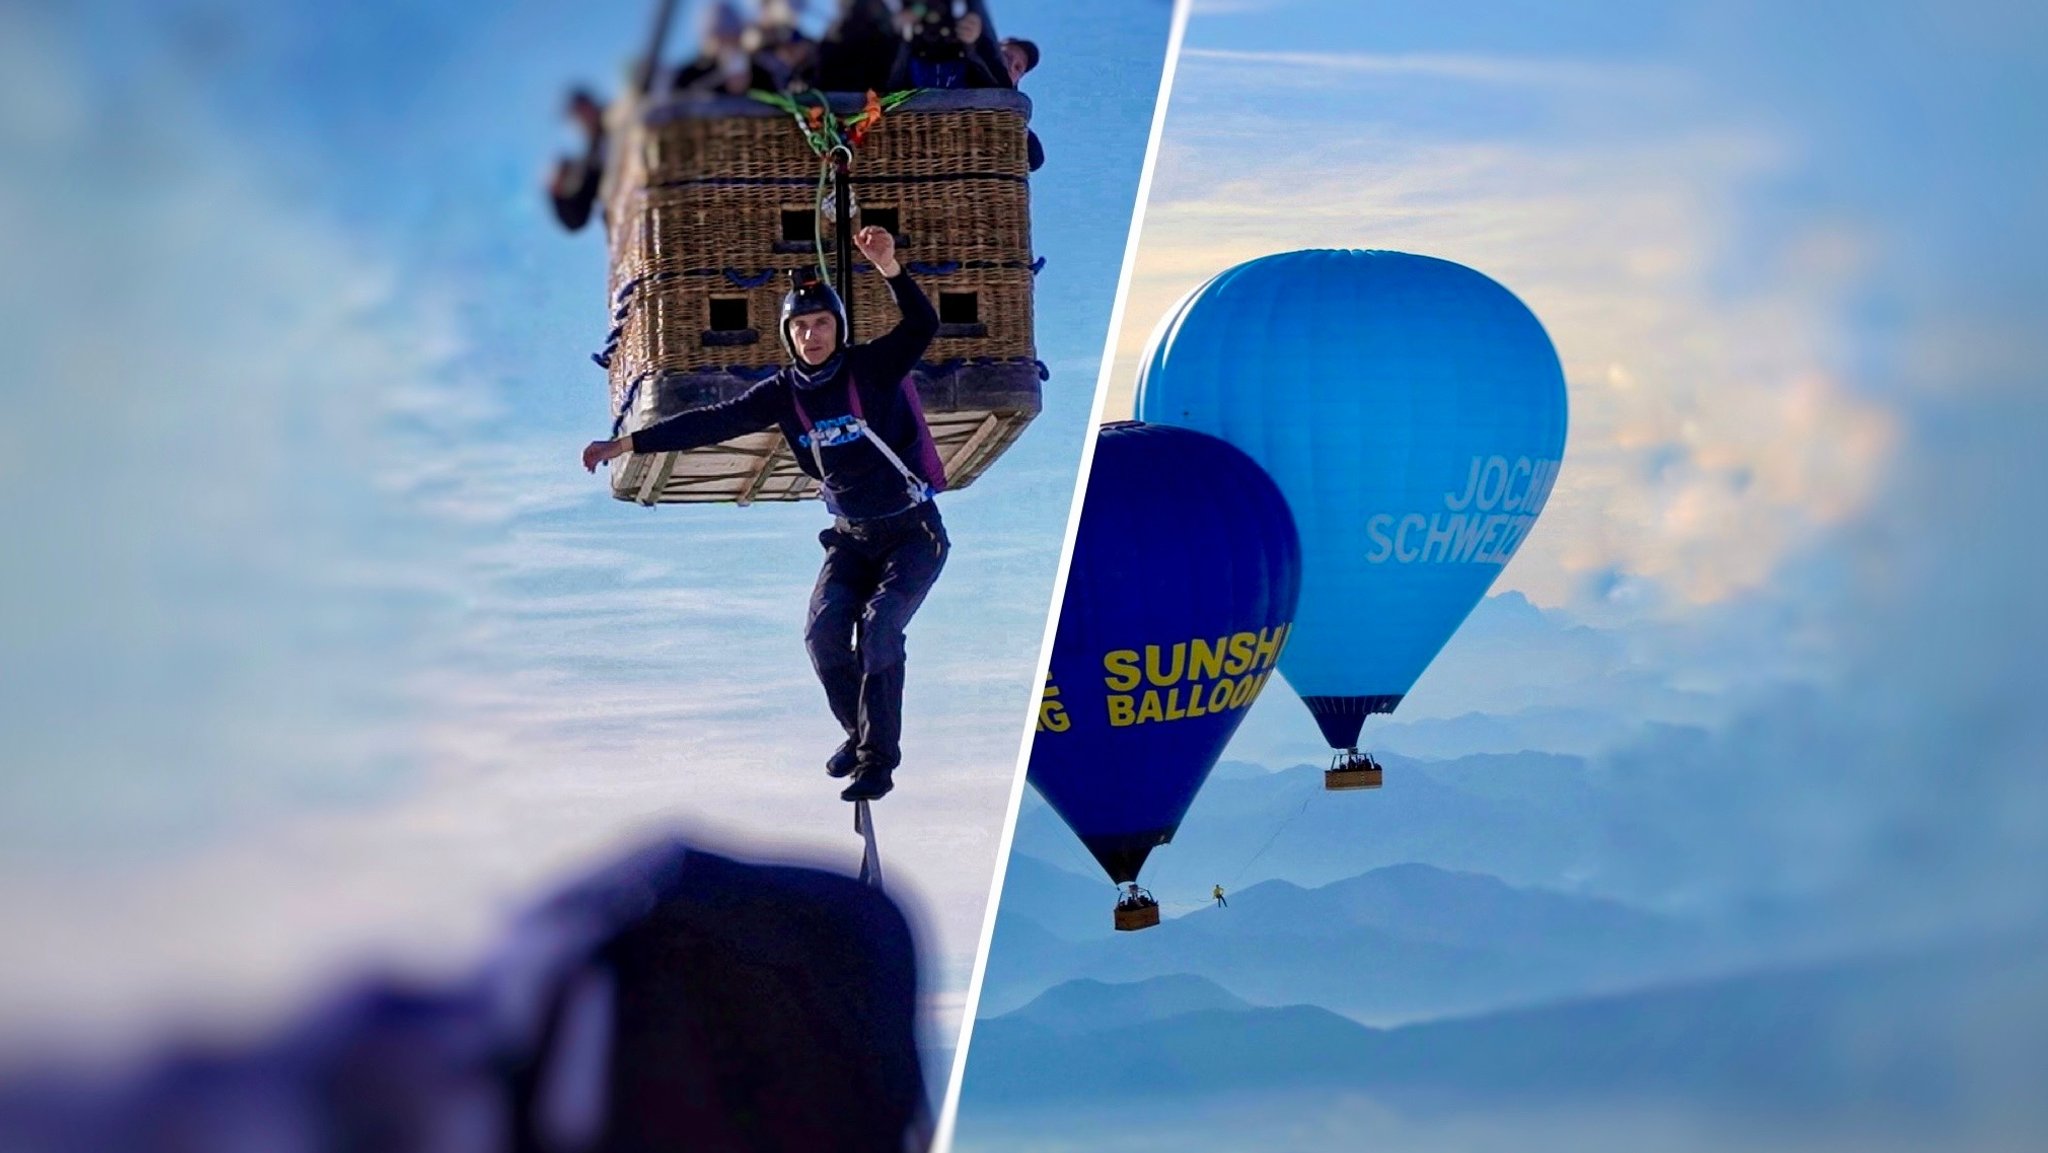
[1140, 849, 1299, 919]
[1227, 793, 1314, 889]
[1044, 824, 1106, 885]
[609, 369, 651, 437]
[596, 272, 645, 369]
[748, 88, 923, 286]
[592, 321, 624, 368]
[635, 0, 678, 97]
[855, 799, 884, 890]
[812, 158, 833, 286]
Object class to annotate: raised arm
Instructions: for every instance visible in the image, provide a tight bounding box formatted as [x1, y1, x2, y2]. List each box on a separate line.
[851, 225, 938, 389]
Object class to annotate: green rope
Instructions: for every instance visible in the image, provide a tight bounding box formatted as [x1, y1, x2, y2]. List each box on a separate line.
[812, 158, 832, 286]
[750, 88, 921, 154]
[746, 89, 925, 288]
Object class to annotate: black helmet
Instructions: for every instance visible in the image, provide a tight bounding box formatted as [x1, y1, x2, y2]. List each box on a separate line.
[779, 275, 848, 363]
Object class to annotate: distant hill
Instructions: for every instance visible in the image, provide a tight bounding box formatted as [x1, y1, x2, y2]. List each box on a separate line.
[1207, 759, 1278, 782]
[964, 1004, 1363, 1108]
[961, 939, 2048, 1125]
[1014, 750, 1616, 900]
[1193, 863, 1671, 956]
[1370, 706, 1646, 759]
[988, 853, 1118, 943]
[978, 862, 1692, 1023]
[1000, 973, 1251, 1036]
[976, 855, 1120, 1017]
[1215, 591, 1725, 770]
[975, 907, 1079, 1017]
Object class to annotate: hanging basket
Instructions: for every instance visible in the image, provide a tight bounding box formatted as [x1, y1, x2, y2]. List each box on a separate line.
[598, 88, 1041, 506]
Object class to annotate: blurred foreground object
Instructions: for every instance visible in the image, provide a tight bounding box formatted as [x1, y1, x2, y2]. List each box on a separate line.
[0, 842, 927, 1153]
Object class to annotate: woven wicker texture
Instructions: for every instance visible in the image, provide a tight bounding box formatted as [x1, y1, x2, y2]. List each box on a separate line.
[597, 90, 1041, 504]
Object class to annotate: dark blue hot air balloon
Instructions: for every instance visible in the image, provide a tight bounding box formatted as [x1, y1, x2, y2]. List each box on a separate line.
[1136, 250, 1568, 789]
[1030, 421, 1301, 929]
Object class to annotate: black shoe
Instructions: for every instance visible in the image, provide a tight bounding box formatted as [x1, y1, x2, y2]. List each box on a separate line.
[826, 740, 860, 779]
[840, 765, 895, 802]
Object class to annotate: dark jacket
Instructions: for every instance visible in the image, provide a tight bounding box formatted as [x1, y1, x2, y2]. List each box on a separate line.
[629, 271, 940, 521]
[887, 40, 1004, 91]
[961, 0, 1017, 90]
[817, 0, 898, 93]
[550, 133, 606, 232]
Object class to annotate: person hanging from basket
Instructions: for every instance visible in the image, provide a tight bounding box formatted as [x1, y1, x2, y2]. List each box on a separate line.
[1212, 883, 1228, 908]
[582, 226, 945, 803]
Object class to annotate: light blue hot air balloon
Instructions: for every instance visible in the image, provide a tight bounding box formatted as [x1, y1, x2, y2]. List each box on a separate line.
[1135, 250, 1568, 790]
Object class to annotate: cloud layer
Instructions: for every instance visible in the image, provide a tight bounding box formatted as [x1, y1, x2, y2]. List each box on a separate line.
[1113, 44, 1897, 616]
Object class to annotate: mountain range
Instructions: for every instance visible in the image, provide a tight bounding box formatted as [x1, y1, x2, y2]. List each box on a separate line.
[963, 937, 2048, 1127]
[1008, 750, 1619, 902]
[979, 857, 1697, 1020]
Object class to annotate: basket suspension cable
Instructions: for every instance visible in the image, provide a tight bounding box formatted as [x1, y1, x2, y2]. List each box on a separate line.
[598, 85, 1039, 504]
[750, 87, 922, 291]
[1227, 792, 1314, 888]
[832, 145, 856, 334]
[635, 0, 679, 96]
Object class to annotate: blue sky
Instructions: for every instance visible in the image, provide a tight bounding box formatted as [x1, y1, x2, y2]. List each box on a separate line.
[0, 0, 1174, 1059]
[1098, 0, 2047, 785]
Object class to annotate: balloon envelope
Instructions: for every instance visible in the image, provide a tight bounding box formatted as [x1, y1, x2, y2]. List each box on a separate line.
[1030, 422, 1301, 883]
[1136, 250, 1568, 750]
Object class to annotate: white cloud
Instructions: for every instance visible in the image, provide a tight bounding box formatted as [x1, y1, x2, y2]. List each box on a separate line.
[1180, 47, 1682, 92]
[1108, 66, 1898, 617]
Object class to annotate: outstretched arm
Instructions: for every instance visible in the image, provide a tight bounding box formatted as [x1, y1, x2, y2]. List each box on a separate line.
[582, 380, 784, 472]
[852, 226, 938, 389]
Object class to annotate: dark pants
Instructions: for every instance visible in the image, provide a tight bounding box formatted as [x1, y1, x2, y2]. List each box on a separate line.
[805, 503, 949, 771]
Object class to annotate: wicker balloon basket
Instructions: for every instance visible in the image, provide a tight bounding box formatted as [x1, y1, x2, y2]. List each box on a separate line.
[1113, 901, 1161, 932]
[597, 88, 1042, 505]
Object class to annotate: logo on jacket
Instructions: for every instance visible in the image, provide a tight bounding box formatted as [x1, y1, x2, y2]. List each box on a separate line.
[801, 414, 867, 449]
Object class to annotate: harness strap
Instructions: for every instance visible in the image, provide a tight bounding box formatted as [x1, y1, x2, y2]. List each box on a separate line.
[790, 380, 933, 506]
